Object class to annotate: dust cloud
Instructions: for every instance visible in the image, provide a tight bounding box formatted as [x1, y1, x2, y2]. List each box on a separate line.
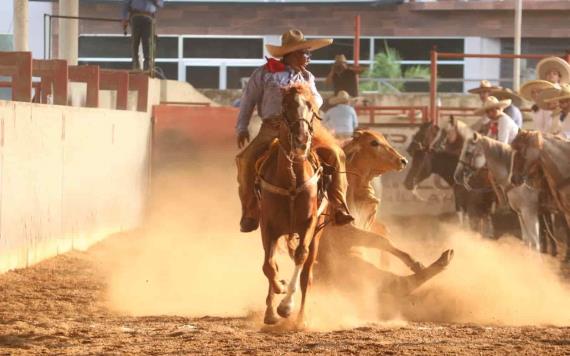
[99, 152, 570, 329]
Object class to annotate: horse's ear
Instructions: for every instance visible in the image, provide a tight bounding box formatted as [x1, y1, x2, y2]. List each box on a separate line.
[473, 132, 479, 141]
[352, 130, 363, 139]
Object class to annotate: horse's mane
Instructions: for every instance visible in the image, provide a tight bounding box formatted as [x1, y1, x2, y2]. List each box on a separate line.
[511, 129, 543, 150]
[282, 82, 319, 114]
[478, 135, 512, 166]
[454, 119, 474, 139]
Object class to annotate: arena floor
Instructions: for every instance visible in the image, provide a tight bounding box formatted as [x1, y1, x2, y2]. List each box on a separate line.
[0, 241, 569, 355]
[1, 151, 570, 355]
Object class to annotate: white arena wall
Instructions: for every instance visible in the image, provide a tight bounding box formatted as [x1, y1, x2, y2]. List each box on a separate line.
[0, 100, 151, 273]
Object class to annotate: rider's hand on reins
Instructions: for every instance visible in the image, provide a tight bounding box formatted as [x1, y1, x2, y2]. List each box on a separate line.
[237, 131, 250, 149]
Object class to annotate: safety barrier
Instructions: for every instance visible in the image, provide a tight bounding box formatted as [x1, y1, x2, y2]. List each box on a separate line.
[0, 51, 151, 112]
[356, 105, 429, 124]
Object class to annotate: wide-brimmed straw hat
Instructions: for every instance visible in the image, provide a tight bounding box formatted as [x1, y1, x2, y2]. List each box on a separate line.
[518, 80, 557, 101]
[334, 54, 348, 64]
[467, 80, 500, 94]
[536, 57, 570, 84]
[544, 84, 570, 103]
[489, 87, 524, 107]
[474, 96, 512, 115]
[329, 90, 350, 105]
[266, 29, 333, 58]
[535, 87, 561, 110]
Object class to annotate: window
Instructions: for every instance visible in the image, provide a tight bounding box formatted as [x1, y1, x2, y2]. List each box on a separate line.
[79, 36, 178, 59]
[374, 38, 464, 60]
[183, 38, 263, 59]
[227, 67, 258, 89]
[186, 66, 219, 88]
[308, 38, 370, 62]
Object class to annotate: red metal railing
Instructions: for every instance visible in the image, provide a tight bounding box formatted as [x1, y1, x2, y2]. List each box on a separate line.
[356, 105, 429, 124]
[429, 51, 570, 124]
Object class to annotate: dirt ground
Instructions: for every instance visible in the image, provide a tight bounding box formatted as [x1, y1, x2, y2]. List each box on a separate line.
[0, 240, 569, 355]
[2, 149, 570, 355]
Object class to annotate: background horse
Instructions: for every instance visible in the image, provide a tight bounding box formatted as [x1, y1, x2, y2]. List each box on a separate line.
[256, 84, 325, 326]
[404, 118, 495, 237]
[511, 130, 570, 262]
[455, 132, 542, 251]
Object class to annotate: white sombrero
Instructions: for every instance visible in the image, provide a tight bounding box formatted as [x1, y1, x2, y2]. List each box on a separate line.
[467, 80, 500, 94]
[544, 84, 570, 103]
[329, 90, 350, 105]
[535, 87, 561, 110]
[266, 29, 333, 58]
[489, 87, 524, 107]
[474, 96, 512, 115]
[518, 80, 557, 101]
[536, 57, 570, 84]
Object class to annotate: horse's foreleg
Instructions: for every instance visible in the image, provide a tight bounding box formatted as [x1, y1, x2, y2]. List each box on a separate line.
[277, 217, 316, 319]
[262, 226, 284, 325]
[298, 221, 322, 328]
[332, 224, 424, 273]
[520, 209, 540, 252]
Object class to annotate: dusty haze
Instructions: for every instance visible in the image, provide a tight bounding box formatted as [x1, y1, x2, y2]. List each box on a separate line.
[99, 152, 570, 329]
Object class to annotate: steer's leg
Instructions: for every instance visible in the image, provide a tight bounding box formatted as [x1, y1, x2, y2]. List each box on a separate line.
[381, 249, 454, 296]
[330, 224, 425, 273]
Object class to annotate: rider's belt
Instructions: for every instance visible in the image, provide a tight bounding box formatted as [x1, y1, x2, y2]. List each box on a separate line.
[130, 10, 155, 19]
[261, 117, 282, 128]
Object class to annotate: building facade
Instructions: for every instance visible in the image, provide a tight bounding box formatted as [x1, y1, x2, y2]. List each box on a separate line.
[33, 1, 570, 91]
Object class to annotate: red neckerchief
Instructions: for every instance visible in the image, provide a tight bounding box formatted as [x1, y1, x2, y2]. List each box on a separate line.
[489, 121, 499, 136]
[265, 57, 286, 73]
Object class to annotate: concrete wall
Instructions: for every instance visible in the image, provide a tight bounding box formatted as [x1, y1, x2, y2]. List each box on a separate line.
[0, 100, 151, 272]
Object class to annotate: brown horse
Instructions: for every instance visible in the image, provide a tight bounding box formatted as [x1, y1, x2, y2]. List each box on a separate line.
[511, 130, 570, 261]
[256, 84, 327, 326]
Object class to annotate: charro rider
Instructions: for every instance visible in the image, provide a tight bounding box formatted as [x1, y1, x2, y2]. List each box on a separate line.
[474, 96, 519, 144]
[235, 29, 354, 233]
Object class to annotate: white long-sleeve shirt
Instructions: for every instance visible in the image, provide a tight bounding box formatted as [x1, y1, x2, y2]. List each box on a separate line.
[532, 109, 553, 133]
[486, 113, 519, 144]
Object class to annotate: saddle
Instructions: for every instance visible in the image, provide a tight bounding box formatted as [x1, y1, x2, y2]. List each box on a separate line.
[254, 139, 330, 203]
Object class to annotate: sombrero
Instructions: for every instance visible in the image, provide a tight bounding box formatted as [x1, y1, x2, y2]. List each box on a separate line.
[544, 84, 570, 103]
[474, 96, 512, 115]
[335, 54, 348, 64]
[518, 80, 557, 101]
[536, 57, 570, 84]
[535, 87, 561, 110]
[489, 87, 524, 107]
[266, 29, 333, 58]
[329, 90, 350, 105]
[467, 80, 500, 94]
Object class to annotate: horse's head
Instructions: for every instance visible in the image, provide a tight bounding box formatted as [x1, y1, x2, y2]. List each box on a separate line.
[454, 132, 487, 189]
[404, 121, 444, 190]
[510, 130, 543, 186]
[441, 115, 466, 156]
[280, 83, 318, 158]
[344, 129, 407, 176]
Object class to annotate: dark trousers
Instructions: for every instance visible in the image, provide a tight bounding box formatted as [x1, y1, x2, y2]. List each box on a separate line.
[130, 14, 153, 70]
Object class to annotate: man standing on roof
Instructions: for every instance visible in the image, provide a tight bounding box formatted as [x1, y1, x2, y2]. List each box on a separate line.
[122, 0, 164, 71]
[235, 29, 354, 233]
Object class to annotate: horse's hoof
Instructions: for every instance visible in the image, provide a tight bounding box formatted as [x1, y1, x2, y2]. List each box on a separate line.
[277, 302, 293, 318]
[296, 316, 308, 330]
[264, 310, 280, 325]
[411, 261, 426, 274]
[436, 249, 454, 268]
